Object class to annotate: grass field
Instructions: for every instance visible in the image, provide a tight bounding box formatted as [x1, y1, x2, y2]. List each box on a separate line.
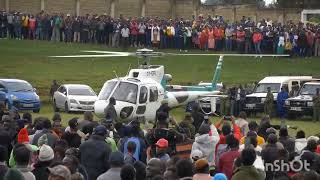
[0, 39, 320, 136]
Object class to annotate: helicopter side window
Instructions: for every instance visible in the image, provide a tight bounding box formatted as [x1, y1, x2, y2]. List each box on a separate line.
[139, 86, 148, 104]
[149, 86, 158, 102]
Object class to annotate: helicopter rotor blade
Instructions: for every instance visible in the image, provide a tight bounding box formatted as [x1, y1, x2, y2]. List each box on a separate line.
[166, 53, 290, 57]
[49, 54, 131, 58]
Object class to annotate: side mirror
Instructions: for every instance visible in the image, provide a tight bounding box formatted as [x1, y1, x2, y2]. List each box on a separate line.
[63, 92, 67, 95]
[33, 88, 37, 92]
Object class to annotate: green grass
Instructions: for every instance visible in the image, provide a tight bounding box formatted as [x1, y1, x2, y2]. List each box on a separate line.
[0, 39, 320, 136]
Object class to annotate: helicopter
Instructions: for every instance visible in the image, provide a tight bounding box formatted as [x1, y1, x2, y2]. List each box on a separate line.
[50, 49, 289, 122]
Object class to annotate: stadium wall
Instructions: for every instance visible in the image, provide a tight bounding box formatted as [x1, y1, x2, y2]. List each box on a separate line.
[3, 0, 302, 23]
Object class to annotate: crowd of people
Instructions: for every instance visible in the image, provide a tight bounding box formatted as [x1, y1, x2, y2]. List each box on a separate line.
[1, 10, 320, 56]
[0, 96, 320, 180]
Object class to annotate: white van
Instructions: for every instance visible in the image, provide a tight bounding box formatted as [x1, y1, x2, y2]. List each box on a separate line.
[245, 76, 312, 113]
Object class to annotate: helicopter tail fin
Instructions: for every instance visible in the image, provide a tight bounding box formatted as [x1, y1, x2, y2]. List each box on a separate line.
[211, 56, 223, 90]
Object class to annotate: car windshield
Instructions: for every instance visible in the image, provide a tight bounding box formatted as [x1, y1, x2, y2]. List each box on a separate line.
[112, 82, 138, 104]
[254, 83, 281, 93]
[98, 81, 118, 100]
[68, 87, 96, 96]
[6, 82, 33, 92]
[300, 84, 320, 95]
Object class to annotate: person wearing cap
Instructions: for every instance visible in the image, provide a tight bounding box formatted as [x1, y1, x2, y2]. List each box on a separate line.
[32, 144, 54, 180]
[97, 151, 124, 180]
[155, 138, 170, 162]
[48, 165, 71, 180]
[61, 118, 82, 148]
[193, 159, 212, 180]
[80, 125, 112, 180]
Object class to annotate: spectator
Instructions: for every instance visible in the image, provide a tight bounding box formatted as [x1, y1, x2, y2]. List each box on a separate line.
[124, 141, 136, 165]
[146, 158, 165, 180]
[32, 117, 58, 148]
[97, 151, 124, 180]
[4, 168, 24, 180]
[295, 130, 307, 154]
[240, 121, 265, 146]
[218, 134, 240, 179]
[78, 111, 98, 131]
[176, 159, 194, 180]
[193, 159, 212, 180]
[80, 125, 112, 180]
[231, 147, 265, 180]
[48, 165, 71, 180]
[163, 156, 180, 180]
[278, 127, 295, 160]
[261, 134, 281, 179]
[13, 144, 36, 180]
[133, 161, 146, 180]
[121, 24, 130, 50]
[235, 111, 249, 136]
[191, 123, 220, 167]
[0, 145, 8, 180]
[61, 118, 82, 148]
[155, 138, 170, 163]
[32, 144, 54, 180]
[120, 164, 136, 180]
[62, 155, 85, 180]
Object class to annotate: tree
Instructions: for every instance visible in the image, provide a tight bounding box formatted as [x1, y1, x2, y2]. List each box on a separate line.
[276, 0, 320, 8]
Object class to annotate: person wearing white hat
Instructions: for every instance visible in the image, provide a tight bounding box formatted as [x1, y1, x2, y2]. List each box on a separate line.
[32, 144, 54, 180]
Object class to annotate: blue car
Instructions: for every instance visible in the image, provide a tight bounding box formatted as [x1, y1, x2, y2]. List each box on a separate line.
[0, 79, 41, 112]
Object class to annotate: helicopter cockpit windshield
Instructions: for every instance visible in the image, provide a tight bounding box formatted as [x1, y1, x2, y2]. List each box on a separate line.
[98, 81, 138, 104]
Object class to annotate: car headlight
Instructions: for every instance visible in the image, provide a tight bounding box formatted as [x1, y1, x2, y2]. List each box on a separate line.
[307, 102, 313, 107]
[285, 100, 290, 106]
[35, 95, 40, 100]
[10, 95, 18, 101]
[70, 99, 78, 104]
[261, 98, 266, 103]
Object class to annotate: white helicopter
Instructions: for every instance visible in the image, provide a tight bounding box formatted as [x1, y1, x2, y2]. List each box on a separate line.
[50, 49, 289, 121]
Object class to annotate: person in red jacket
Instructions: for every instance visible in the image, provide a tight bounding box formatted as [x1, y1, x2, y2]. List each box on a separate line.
[253, 28, 263, 55]
[130, 20, 139, 47]
[306, 30, 315, 58]
[236, 27, 245, 53]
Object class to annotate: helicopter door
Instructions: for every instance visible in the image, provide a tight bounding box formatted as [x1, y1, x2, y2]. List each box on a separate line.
[145, 86, 161, 121]
[136, 86, 148, 118]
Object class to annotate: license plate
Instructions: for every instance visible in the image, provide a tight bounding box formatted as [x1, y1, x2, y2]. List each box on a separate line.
[246, 104, 256, 109]
[290, 107, 302, 111]
[23, 104, 34, 108]
[83, 106, 93, 110]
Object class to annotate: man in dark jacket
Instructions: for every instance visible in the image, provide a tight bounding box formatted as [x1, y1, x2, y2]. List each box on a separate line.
[261, 134, 280, 180]
[49, 80, 59, 101]
[79, 125, 112, 180]
[104, 97, 117, 122]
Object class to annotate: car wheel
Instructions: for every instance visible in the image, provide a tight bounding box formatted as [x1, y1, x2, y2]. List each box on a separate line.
[53, 100, 59, 112]
[33, 109, 40, 113]
[65, 102, 70, 113]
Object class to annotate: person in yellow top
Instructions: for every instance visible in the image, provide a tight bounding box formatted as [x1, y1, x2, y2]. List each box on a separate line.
[240, 121, 265, 146]
[21, 14, 29, 39]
